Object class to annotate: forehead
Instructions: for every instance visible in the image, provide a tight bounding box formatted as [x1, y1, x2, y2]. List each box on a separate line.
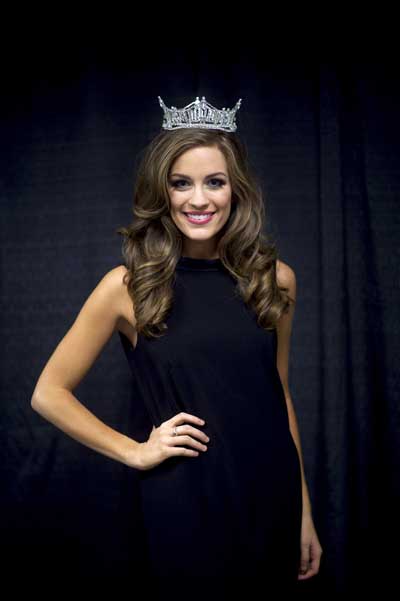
[171, 146, 227, 173]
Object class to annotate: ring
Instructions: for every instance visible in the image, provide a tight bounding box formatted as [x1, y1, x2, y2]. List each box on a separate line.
[172, 425, 179, 436]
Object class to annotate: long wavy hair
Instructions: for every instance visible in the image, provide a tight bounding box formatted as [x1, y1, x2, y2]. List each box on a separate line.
[116, 128, 292, 340]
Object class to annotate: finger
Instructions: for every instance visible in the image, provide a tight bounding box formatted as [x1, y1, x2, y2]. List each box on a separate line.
[298, 556, 320, 580]
[168, 446, 200, 457]
[306, 542, 322, 573]
[299, 549, 310, 575]
[170, 412, 205, 427]
[167, 434, 208, 452]
[297, 568, 315, 580]
[309, 555, 321, 573]
[170, 423, 209, 443]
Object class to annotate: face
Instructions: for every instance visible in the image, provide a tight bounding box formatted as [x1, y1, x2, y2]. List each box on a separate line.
[167, 145, 232, 258]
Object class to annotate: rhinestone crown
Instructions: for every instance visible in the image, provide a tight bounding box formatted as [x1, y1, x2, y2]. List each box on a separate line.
[158, 95, 242, 132]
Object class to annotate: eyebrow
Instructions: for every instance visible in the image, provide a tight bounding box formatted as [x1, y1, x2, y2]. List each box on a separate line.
[170, 171, 227, 178]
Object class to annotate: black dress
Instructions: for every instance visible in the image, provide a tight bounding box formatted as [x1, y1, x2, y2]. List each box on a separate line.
[119, 255, 302, 599]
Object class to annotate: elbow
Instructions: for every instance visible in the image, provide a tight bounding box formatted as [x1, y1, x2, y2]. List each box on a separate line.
[31, 386, 45, 411]
[30, 393, 41, 411]
[30, 384, 69, 411]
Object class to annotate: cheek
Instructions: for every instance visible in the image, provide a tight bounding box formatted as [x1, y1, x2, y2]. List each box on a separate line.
[220, 192, 232, 213]
[169, 196, 183, 213]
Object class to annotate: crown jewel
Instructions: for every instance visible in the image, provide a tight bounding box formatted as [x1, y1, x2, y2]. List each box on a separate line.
[158, 96, 242, 132]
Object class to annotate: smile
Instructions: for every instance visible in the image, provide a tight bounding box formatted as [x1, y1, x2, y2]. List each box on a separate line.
[183, 212, 216, 224]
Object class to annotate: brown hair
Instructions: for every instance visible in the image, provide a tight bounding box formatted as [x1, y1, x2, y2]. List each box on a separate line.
[116, 128, 291, 340]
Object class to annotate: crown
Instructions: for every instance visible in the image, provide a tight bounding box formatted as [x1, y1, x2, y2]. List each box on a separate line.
[158, 95, 242, 132]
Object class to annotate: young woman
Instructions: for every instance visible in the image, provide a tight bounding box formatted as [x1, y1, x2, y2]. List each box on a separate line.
[31, 97, 323, 598]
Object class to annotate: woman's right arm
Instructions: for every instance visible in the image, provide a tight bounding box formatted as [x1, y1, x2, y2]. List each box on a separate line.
[30, 265, 142, 468]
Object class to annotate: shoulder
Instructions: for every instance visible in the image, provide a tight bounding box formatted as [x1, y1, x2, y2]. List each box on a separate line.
[92, 264, 134, 321]
[96, 264, 130, 299]
[103, 265, 137, 335]
[108, 264, 130, 286]
[276, 259, 296, 302]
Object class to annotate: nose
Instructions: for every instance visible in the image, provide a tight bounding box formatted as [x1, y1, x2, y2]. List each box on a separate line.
[189, 183, 211, 208]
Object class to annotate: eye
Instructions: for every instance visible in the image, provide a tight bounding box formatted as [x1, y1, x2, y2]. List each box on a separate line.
[170, 178, 226, 189]
[208, 178, 225, 188]
[171, 179, 188, 188]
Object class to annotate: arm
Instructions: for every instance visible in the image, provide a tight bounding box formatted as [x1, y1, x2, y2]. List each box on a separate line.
[275, 260, 323, 579]
[275, 260, 312, 517]
[31, 265, 141, 468]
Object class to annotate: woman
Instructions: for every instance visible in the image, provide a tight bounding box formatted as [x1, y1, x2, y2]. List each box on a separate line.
[31, 96, 323, 598]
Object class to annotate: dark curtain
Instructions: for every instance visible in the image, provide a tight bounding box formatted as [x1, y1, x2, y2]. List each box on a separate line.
[1, 35, 399, 597]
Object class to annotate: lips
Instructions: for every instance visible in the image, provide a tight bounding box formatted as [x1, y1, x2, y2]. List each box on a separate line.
[183, 212, 216, 224]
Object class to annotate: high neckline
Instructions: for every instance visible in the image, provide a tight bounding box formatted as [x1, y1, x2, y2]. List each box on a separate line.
[177, 255, 223, 271]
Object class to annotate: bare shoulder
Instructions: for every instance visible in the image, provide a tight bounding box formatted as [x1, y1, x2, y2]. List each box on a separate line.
[94, 264, 133, 318]
[276, 259, 296, 302]
[55, 263, 136, 349]
[111, 265, 138, 347]
[105, 264, 130, 297]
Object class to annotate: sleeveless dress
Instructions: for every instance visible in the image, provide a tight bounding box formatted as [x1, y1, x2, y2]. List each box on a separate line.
[119, 255, 302, 599]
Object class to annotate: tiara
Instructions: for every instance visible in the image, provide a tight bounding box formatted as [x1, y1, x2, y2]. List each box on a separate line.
[158, 95, 242, 132]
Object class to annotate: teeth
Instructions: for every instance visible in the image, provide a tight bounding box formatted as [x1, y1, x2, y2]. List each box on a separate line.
[185, 213, 213, 221]
[186, 213, 213, 217]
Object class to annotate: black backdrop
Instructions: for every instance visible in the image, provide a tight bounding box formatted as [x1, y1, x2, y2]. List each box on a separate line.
[1, 33, 399, 597]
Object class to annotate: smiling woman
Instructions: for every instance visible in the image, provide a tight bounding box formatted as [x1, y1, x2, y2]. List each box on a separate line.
[31, 100, 321, 600]
[111, 120, 322, 595]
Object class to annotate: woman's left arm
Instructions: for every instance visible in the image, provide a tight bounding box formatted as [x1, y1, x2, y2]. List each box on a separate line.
[275, 260, 323, 580]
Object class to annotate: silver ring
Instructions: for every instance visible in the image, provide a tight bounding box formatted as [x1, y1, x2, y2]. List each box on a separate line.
[172, 425, 179, 436]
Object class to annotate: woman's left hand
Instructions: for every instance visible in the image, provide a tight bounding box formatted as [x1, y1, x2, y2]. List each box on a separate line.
[297, 513, 323, 580]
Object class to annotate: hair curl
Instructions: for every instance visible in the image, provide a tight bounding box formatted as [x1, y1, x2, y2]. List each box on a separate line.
[116, 128, 292, 341]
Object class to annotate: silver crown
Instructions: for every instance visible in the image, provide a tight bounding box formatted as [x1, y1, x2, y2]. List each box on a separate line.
[158, 95, 242, 132]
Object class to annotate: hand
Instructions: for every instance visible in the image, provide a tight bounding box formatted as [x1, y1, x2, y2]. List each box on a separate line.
[298, 513, 323, 580]
[134, 412, 210, 471]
